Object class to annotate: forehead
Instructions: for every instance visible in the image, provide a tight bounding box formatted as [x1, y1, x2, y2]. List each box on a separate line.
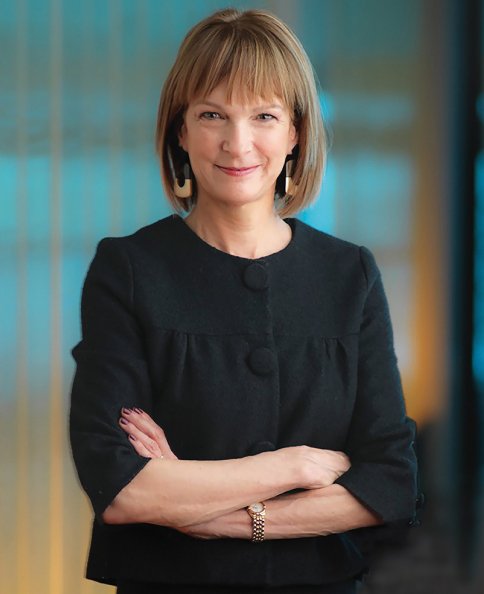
[188, 81, 287, 110]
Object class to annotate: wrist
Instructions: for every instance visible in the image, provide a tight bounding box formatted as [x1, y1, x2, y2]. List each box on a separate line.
[219, 508, 252, 539]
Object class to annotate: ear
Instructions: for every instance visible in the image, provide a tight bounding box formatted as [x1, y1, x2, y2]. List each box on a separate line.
[288, 123, 298, 154]
[178, 121, 188, 152]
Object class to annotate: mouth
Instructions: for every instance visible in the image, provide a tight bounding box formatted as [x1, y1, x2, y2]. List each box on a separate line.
[216, 165, 260, 177]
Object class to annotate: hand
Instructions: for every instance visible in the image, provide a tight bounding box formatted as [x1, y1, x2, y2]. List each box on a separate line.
[278, 446, 351, 490]
[119, 408, 178, 460]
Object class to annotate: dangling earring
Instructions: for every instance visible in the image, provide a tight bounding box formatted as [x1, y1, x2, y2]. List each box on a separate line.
[285, 158, 296, 195]
[174, 163, 192, 198]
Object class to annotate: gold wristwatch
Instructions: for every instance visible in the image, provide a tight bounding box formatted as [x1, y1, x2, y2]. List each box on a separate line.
[246, 502, 266, 542]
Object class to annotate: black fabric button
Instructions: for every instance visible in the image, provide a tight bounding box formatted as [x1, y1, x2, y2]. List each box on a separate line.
[248, 347, 276, 375]
[247, 441, 276, 456]
[243, 262, 268, 291]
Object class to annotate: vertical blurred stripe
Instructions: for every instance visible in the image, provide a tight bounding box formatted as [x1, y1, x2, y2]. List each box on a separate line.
[14, 1, 30, 593]
[48, 0, 63, 592]
[79, 4, 97, 594]
[410, 1, 447, 425]
[134, 0, 151, 229]
[108, 0, 123, 236]
[81, 0, 94, 250]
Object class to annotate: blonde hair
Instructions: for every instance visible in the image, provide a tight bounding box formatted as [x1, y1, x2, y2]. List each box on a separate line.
[156, 8, 326, 217]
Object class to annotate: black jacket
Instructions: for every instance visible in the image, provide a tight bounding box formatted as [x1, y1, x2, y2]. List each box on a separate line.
[69, 214, 418, 588]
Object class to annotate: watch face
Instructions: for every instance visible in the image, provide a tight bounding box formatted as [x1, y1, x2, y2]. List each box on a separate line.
[249, 502, 264, 513]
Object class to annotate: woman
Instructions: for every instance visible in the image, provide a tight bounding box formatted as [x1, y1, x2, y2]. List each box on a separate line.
[70, 8, 418, 594]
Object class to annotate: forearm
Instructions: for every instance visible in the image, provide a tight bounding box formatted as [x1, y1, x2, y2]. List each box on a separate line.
[103, 450, 302, 528]
[265, 483, 383, 538]
[184, 484, 383, 540]
[104, 410, 351, 530]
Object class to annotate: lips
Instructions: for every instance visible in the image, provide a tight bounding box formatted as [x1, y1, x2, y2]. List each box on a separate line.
[216, 165, 260, 177]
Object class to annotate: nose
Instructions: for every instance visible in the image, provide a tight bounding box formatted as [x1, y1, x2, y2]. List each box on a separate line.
[221, 121, 252, 156]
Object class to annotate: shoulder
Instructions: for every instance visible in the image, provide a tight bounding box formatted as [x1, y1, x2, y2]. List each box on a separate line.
[98, 214, 180, 251]
[80, 216, 183, 296]
[291, 218, 379, 290]
[90, 215, 182, 265]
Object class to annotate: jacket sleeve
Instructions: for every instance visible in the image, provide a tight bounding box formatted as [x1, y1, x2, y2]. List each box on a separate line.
[69, 238, 151, 521]
[334, 246, 419, 525]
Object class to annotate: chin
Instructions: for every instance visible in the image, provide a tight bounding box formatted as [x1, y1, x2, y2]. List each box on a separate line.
[218, 192, 268, 208]
[210, 185, 272, 206]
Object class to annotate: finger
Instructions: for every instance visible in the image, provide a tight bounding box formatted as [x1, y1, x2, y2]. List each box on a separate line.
[331, 456, 351, 472]
[121, 408, 177, 458]
[128, 434, 163, 459]
[323, 450, 350, 466]
[119, 415, 178, 460]
[130, 409, 178, 459]
[120, 419, 163, 458]
[121, 408, 164, 440]
[330, 451, 350, 467]
[120, 418, 164, 457]
[121, 407, 163, 437]
[333, 450, 349, 459]
[316, 455, 350, 475]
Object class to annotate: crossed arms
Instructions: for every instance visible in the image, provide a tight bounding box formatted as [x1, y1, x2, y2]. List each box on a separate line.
[102, 407, 383, 540]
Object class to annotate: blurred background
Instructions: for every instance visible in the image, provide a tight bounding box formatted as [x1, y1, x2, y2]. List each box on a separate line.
[1, 0, 483, 592]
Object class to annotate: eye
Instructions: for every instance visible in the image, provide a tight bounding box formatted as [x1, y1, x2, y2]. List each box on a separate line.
[256, 113, 277, 121]
[200, 111, 222, 120]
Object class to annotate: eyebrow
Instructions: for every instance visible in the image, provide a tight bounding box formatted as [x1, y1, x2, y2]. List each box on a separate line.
[193, 100, 284, 111]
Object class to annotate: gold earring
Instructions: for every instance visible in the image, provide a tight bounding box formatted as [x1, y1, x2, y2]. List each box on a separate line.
[174, 163, 192, 198]
[285, 158, 297, 195]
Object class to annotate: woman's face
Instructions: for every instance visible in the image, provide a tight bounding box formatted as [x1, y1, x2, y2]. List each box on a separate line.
[178, 82, 298, 210]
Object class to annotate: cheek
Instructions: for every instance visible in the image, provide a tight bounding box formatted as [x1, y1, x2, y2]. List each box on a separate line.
[266, 137, 291, 167]
[265, 128, 295, 155]
[189, 157, 210, 183]
[187, 130, 218, 159]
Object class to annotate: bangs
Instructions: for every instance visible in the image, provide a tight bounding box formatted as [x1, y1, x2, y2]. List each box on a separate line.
[176, 28, 300, 111]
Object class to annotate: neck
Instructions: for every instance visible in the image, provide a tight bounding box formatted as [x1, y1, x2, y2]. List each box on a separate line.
[184, 200, 291, 259]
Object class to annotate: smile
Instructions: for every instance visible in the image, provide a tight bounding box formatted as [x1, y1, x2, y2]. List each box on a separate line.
[216, 165, 260, 177]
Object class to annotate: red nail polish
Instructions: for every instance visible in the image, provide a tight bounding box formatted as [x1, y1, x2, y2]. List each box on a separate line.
[122, 407, 133, 415]
[133, 407, 143, 414]
[120, 418, 128, 425]
[129, 434, 137, 441]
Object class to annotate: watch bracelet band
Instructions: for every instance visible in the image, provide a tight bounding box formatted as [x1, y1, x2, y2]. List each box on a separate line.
[252, 516, 264, 542]
[252, 513, 265, 542]
[247, 502, 266, 543]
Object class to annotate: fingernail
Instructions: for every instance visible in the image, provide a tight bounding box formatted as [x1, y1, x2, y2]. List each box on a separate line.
[129, 434, 137, 441]
[120, 418, 128, 425]
[133, 407, 143, 414]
